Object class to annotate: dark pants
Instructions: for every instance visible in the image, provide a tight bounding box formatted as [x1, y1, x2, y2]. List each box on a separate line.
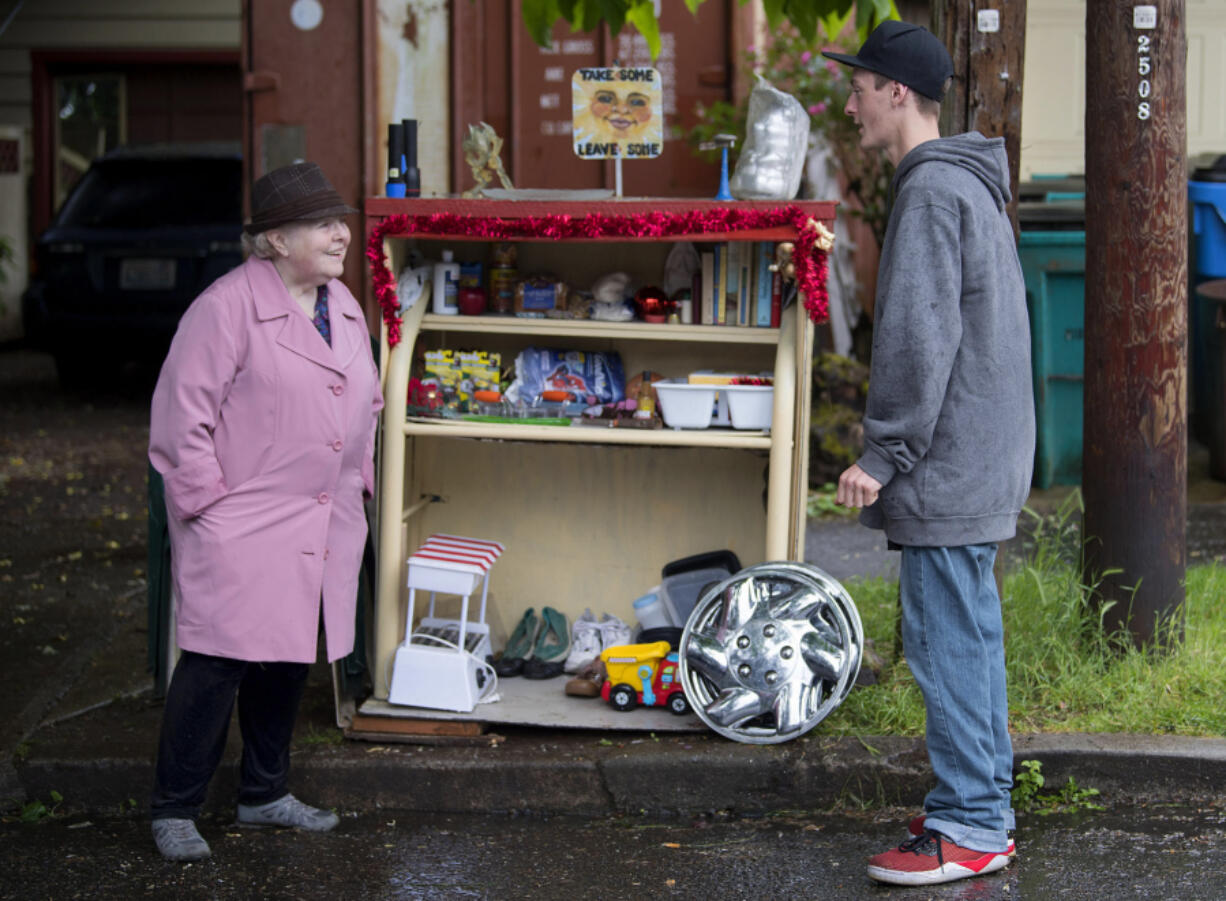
[150, 650, 309, 821]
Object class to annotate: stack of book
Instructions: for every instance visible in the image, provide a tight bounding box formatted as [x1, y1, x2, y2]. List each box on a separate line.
[694, 242, 783, 328]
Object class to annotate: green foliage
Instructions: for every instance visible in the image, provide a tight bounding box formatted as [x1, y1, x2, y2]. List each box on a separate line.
[1012, 759, 1104, 815]
[520, 0, 896, 62]
[686, 24, 894, 244]
[817, 491, 1226, 739]
[807, 482, 855, 518]
[17, 790, 63, 823]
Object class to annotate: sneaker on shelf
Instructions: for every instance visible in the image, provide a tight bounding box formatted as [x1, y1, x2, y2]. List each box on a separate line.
[236, 794, 339, 832]
[867, 829, 1010, 886]
[598, 613, 634, 652]
[152, 817, 211, 861]
[564, 608, 601, 674]
[908, 814, 1015, 857]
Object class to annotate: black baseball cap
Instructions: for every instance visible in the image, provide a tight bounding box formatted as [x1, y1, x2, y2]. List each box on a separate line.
[821, 20, 953, 102]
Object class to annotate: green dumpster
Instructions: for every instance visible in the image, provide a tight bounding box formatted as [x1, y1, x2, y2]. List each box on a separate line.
[1018, 199, 1086, 489]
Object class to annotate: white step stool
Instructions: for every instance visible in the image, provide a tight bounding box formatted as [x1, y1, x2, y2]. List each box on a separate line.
[388, 534, 504, 712]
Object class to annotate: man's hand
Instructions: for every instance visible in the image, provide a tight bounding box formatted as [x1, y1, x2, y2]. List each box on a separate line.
[837, 463, 882, 509]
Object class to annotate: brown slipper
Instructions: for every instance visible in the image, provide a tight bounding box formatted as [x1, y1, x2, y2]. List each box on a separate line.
[564, 659, 606, 697]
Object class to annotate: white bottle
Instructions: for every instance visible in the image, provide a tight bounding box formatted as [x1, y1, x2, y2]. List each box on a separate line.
[432, 250, 460, 315]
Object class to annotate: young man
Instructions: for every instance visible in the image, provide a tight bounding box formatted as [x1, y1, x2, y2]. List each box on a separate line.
[822, 21, 1035, 887]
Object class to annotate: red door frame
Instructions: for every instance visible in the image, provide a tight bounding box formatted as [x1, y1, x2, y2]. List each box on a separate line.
[29, 49, 240, 236]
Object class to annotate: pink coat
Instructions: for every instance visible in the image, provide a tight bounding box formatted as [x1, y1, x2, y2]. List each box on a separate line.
[150, 258, 383, 663]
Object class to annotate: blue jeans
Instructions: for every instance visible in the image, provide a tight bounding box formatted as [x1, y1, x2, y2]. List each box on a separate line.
[900, 544, 1014, 854]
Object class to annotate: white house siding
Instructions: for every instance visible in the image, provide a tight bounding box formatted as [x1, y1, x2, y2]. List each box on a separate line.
[0, 0, 239, 130]
[1022, 0, 1226, 178]
[0, 0, 239, 335]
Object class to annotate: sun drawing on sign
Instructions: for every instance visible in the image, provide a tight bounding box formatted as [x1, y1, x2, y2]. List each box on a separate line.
[571, 75, 660, 156]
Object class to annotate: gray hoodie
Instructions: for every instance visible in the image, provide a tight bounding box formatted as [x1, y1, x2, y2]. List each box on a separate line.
[856, 132, 1035, 546]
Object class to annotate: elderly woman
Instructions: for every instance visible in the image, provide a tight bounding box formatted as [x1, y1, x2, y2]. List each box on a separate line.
[148, 162, 383, 861]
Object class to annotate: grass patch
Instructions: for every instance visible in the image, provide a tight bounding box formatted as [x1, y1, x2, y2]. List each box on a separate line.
[297, 725, 344, 747]
[820, 497, 1226, 738]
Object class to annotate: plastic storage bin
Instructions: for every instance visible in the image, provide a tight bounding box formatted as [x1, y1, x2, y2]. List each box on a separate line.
[662, 567, 731, 626]
[722, 384, 773, 430]
[1190, 157, 1226, 279]
[655, 380, 716, 429]
[1190, 156, 1226, 441]
[1018, 201, 1086, 489]
[659, 549, 741, 627]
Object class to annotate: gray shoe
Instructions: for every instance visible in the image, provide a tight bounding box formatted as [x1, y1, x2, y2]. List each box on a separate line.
[152, 817, 211, 861]
[236, 794, 339, 832]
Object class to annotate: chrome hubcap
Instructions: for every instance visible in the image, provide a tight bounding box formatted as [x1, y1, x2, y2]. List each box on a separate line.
[679, 562, 863, 744]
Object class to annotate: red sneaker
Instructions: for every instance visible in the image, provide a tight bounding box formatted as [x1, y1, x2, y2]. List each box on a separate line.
[909, 814, 1016, 856]
[868, 830, 1011, 886]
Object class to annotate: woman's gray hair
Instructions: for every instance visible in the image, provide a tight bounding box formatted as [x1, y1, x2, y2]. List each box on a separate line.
[241, 229, 280, 260]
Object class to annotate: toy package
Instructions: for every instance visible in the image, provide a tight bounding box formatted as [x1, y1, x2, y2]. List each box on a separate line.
[507, 347, 625, 406]
[423, 349, 460, 412]
[458, 350, 502, 408]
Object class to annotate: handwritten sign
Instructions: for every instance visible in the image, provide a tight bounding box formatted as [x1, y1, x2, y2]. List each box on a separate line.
[571, 67, 663, 160]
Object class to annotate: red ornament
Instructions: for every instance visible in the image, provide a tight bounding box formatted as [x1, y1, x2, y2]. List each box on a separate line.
[368, 206, 831, 346]
[633, 285, 673, 323]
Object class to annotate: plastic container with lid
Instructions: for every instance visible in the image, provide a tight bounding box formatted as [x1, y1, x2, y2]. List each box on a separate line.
[632, 587, 671, 630]
[1190, 155, 1226, 279]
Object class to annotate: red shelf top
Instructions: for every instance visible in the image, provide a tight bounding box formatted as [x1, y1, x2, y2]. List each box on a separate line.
[364, 196, 837, 242]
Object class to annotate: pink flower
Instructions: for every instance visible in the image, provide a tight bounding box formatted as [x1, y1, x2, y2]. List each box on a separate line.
[825, 60, 841, 75]
[800, 50, 812, 63]
[808, 102, 828, 115]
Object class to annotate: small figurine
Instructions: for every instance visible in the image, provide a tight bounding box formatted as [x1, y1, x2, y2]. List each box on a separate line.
[462, 122, 514, 198]
[771, 241, 797, 281]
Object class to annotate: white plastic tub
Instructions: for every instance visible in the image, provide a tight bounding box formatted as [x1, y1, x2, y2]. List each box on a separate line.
[722, 384, 774, 430]
[654, 379, 717, 429]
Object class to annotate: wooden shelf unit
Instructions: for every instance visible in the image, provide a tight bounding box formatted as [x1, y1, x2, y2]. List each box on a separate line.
[369, 198, 833, 704]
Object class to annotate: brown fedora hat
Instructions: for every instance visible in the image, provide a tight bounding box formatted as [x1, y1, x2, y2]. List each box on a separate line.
[244, 161, 358, 235]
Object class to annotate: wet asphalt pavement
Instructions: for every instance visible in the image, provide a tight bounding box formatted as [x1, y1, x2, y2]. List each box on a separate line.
[3, 803, 1226, 900]
[4, 345, 1226, 899]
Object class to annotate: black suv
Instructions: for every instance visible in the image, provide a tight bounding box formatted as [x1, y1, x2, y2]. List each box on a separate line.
[23, 143, 242, 384]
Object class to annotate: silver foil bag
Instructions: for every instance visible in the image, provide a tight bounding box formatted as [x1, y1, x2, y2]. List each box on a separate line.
[730, 77, 810, 201]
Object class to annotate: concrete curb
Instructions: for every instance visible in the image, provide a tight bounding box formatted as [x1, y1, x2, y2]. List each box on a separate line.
[17, 729, 1226, 818]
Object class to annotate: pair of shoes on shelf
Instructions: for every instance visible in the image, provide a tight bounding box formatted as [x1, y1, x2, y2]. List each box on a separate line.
[524, 606, 571, 678]
[152, 817, 211, 861]
[564, 658, 607, 697]
[867, 824, 1012, 886]
[236, 794, 339, 832]
[563, 609, 633, 674]
[495, 606, 572, 678]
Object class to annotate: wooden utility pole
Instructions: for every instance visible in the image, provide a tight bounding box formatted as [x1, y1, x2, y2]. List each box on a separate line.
[1083, 1, 1187, 647]
[933, 0, 1026, 237]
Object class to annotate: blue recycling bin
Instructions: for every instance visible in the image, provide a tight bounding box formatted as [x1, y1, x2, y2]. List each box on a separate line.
[1190, 155, 1226, 440]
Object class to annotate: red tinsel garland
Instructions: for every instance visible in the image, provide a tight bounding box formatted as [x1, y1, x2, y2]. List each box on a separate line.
[365, 205, 830, 347]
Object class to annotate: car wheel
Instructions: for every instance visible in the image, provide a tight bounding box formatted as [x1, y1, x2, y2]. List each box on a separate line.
[667, 693, 690, 716]
[609, 684, 638, 711]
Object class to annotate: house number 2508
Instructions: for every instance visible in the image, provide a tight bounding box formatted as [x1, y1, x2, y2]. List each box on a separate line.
[1137, 34, 1152, 120]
